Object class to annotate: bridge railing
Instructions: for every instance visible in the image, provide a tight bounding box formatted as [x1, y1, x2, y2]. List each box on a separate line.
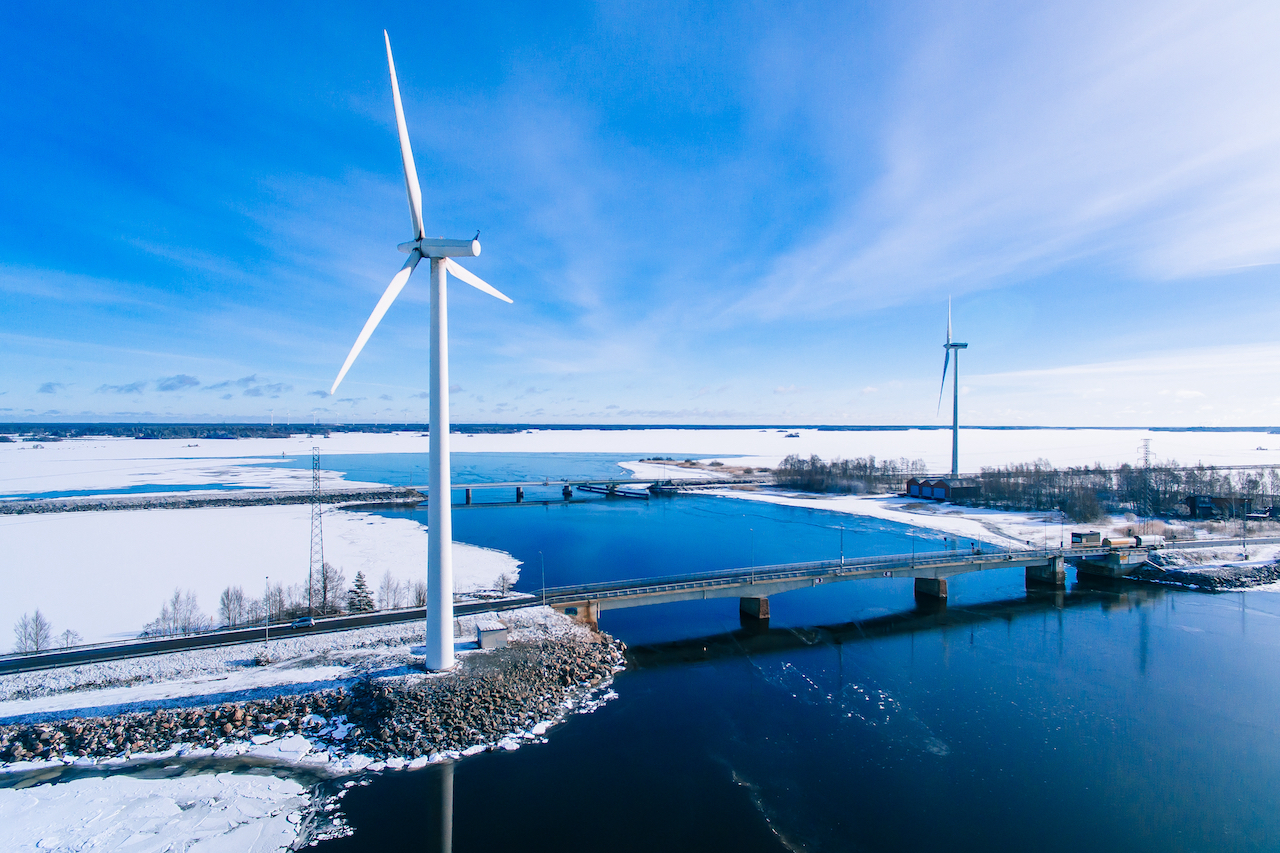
[539, 545, 1077, 603]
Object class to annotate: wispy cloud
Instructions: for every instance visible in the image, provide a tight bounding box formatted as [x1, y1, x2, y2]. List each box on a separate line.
[96, 381, 146, 394]
[745, 1, 1280, 318]
[37, 382, 63, 394]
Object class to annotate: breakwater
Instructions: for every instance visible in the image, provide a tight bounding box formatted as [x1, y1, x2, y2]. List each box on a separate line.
[1, 635, 623, 766]
[0, 487, 423, 515]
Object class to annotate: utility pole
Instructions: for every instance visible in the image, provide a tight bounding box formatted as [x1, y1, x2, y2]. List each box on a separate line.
[310, 447, 323, 616]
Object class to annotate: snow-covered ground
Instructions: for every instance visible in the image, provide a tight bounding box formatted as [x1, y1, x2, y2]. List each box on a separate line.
[1, 506, 518, 645]
[0, 607, 576, 721]
[0, 771, 311, 853]
[0, 607, 614, 852]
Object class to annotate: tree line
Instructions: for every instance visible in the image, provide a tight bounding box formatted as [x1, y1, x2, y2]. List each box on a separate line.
[972, 459, 1280, 521]
[770, 453, 1280, 523]
[774, 454, 929, 494]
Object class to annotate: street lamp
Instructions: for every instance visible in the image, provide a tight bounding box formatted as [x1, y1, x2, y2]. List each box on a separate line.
[539, 551, 546, 606]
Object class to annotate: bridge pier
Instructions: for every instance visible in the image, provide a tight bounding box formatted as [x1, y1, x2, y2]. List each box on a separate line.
[739, 596, 770, 620]
[1025, 556, 1066, 588]
[465, 488, 472, 505]
[516, 487, 524, 503]
[914, 577, 948, 601]
[561, 601, 598, 629]
[1076, 550, 1146, 578]
[563, 485, 573, 500]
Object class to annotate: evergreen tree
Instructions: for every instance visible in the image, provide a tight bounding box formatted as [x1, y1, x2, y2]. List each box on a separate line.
[347, 571, 375, 613]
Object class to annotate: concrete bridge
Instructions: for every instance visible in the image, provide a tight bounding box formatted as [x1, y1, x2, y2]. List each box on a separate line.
[544, 543, 1155, 626]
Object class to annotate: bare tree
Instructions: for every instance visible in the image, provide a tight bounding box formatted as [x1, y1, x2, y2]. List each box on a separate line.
[410, 579, 428, 608]
[378, 570, 404, 610]
[245, 598, 265, 625]
[57, 629, 81, 649]
[318, 562, 346, 615]
[12, 610, 53, 653]
[144, 589, 210, 636]
[266, 578, 286, 617]
[496, 572, 515, 595]
[218, 586, 246, 627]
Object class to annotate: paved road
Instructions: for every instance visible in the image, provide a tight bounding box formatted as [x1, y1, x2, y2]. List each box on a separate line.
[0, 596, 540, 676]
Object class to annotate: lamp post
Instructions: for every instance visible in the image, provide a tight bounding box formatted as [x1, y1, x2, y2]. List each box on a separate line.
[264, 575, 270, 644]
[539, 551, 546, 606]
[750, 527, 755, 584]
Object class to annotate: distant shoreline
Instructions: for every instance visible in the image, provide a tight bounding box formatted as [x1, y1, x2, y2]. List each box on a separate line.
[2, 422, 1278, 438]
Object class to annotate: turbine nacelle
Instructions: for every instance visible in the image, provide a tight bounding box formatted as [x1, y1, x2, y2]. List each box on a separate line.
[397, 237, 481, 258]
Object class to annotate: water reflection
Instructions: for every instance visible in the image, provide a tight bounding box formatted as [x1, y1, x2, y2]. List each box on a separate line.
[625, 581, 1170, 669]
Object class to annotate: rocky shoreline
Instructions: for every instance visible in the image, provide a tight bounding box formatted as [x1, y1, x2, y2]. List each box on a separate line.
[1, 634, 624, 767]
[1129, 561, 1280, 591]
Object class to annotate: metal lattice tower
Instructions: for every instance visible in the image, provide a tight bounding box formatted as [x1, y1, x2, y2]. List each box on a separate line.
[309, 447, 323, 616]
[1142, 439, 1152, 534]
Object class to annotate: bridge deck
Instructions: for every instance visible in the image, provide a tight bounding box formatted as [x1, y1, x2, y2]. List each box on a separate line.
[542, 546, 1125, 611]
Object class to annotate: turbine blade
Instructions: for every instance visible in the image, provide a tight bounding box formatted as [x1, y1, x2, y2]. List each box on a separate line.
[936, 349, 950, 415]
[444, 257, 513, 303]
[330, 250, 422, 395]
[384, 31, 424, 240]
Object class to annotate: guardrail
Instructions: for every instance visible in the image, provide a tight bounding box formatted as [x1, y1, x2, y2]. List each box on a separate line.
[0, 595, 538, 675]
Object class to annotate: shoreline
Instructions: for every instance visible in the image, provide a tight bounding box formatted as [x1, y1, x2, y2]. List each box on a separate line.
[2, 621, 624, 778]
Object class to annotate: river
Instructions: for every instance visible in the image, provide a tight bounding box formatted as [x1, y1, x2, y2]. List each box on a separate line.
[273, 452, 1280, 852]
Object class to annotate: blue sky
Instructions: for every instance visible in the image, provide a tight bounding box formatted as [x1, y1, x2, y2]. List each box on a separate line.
[2, 0, 1279, 427]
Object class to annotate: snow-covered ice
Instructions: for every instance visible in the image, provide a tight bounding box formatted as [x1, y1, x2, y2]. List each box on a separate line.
[1, 505, 518, 645]
[0, 771, 310, 852]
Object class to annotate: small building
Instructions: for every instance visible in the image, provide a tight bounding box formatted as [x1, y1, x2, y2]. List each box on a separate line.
[1072, 531, 1102, 546]
[1182, 494, 1252, 519]
[476, 619, 508, 650]
[908, 477, 980, 502]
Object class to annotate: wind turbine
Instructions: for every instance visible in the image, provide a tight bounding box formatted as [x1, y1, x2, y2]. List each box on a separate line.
[329, 31, 512, 671]
[937, 299, 967, 479]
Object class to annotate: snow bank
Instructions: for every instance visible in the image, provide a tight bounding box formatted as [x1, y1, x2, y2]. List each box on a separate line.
[704, 488, 1104, 550]
[0, 771, 309, 852]
[0, 506, 518, 645]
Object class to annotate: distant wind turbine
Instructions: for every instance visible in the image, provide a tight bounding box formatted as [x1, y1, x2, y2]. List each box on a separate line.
[329, 31, 512, 671]
[937, 299, 968, 479]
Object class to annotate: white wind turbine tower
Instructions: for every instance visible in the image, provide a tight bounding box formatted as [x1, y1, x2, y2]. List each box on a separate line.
[937, 299, 968, 479]
[329, 31, 512, 671]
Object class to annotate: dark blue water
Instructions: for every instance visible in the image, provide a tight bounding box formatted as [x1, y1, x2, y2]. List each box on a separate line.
[299, 453, 1280, 852]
